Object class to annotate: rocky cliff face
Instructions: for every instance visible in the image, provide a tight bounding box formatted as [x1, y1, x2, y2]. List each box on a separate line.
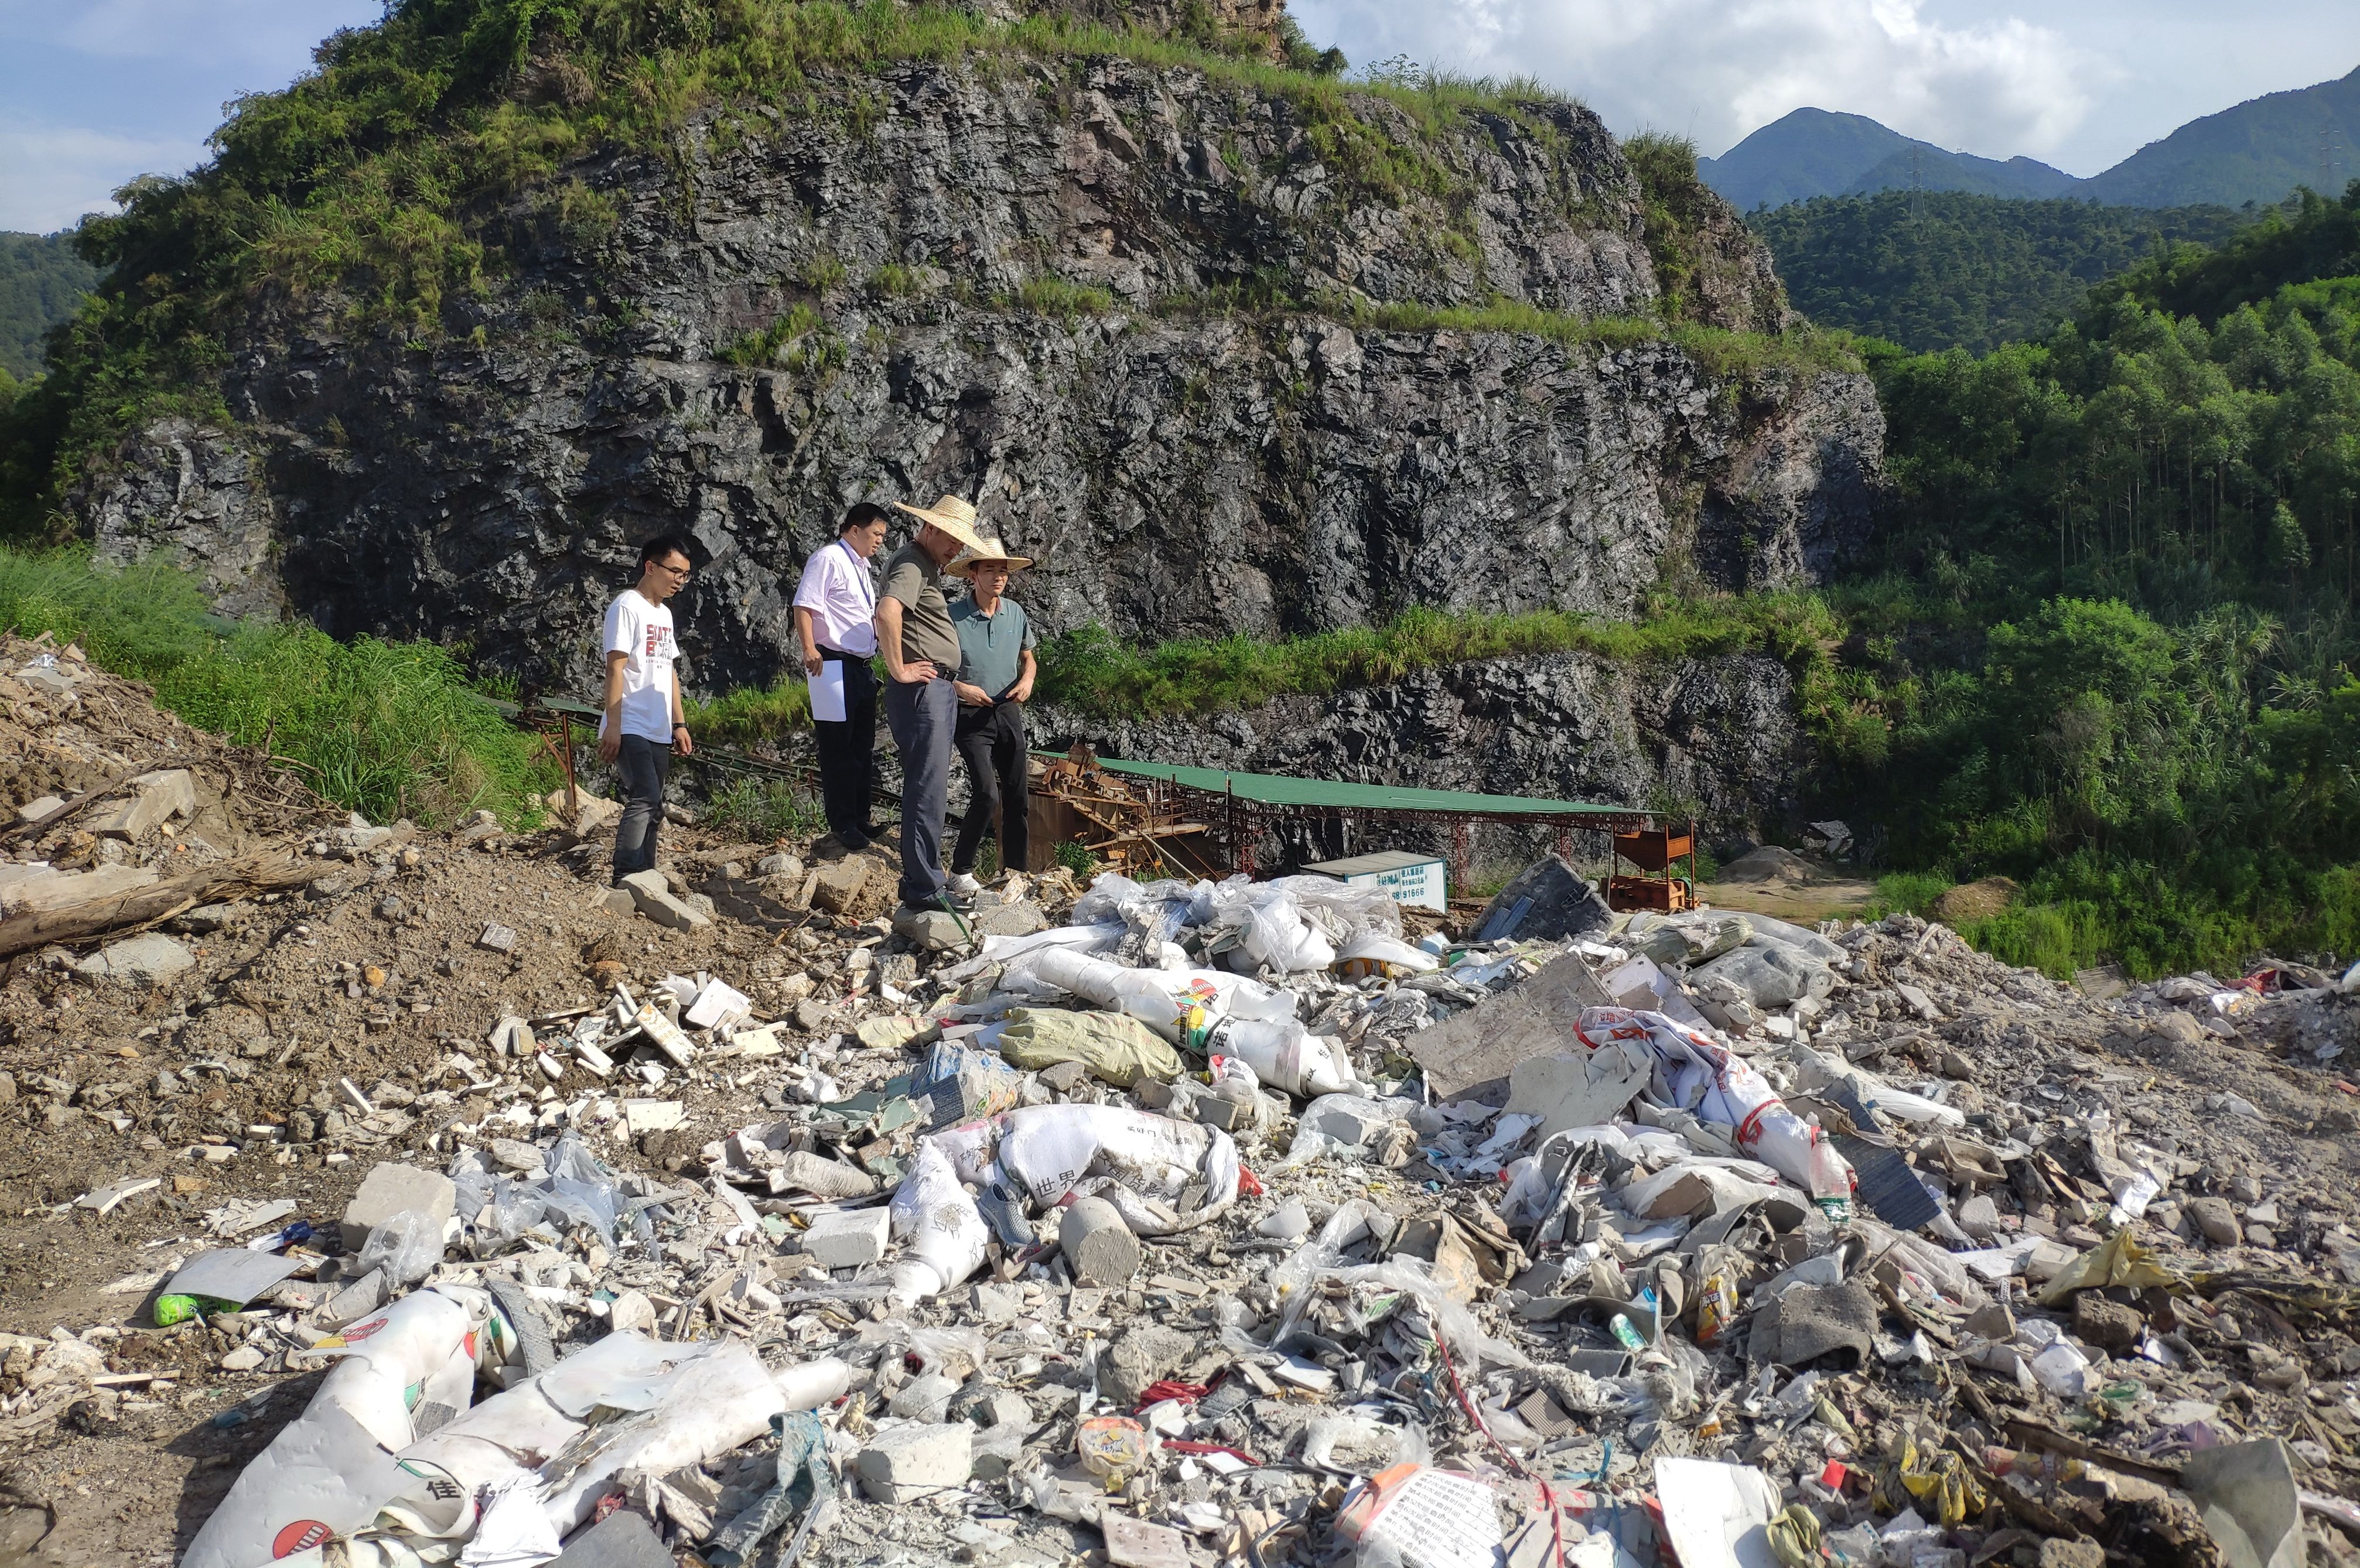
[78, 29, 1883, 829]
[1030, 649, 1807, 865]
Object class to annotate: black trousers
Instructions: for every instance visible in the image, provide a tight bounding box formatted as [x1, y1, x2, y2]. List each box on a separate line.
[952, 701, 1029, 876]
[612, 734, 672, 882]
[811, 650, 877, 842]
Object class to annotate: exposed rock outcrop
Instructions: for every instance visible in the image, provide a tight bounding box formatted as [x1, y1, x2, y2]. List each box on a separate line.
[77, 30, 1883, 823]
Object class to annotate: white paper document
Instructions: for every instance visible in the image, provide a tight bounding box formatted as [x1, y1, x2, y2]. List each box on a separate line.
[810, 659, 848, 723]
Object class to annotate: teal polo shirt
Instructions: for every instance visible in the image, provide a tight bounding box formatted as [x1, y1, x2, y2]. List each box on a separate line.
[950, 596, 1036, 702]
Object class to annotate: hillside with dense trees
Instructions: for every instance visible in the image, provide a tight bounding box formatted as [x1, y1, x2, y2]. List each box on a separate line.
[1750, 192, 2253, 353]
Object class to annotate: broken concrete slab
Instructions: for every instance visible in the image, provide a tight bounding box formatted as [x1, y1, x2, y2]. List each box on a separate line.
[75, 932, 196, 988]
[1406, 952, 1616, 1102]
[1507, 1036, 1652, 1137]
[90, 768, 198, 841]
[339, 1161, 457, 1251]
[801, 1207, 890, 1270]
[620, 869, 711, 930]
[856, 1422, 973, 1504]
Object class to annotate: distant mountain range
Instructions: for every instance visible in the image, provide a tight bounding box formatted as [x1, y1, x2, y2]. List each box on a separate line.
[1702, 64, 2360, 212]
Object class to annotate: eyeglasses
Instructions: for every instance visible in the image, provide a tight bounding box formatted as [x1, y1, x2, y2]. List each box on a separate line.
[654, 561, 692, 578]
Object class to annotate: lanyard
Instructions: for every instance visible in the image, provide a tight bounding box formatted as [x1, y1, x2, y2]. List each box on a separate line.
[839, 539, 875, 610]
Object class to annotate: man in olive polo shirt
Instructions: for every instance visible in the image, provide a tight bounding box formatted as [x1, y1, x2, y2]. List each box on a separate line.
[875, 494, 992, 915]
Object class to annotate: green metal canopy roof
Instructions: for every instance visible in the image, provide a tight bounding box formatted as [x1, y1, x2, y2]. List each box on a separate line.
[1071, 754, 1638, 818]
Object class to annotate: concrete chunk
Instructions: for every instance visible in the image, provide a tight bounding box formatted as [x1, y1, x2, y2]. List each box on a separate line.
[76, 932, 195, 988]
[549, 1506, 671, 1568]
[340, 1162, 457, 1251]
[91, 768, 198, 841]
[620, 869, 710, 930]
[1058, 1196, 1142, 1288]
[856, 1421, 973, 1503]
[802, 1207, 891, 1269]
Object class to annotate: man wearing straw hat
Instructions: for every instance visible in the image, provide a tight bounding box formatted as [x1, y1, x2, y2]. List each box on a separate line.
[945, 537, 1037, 894]
[876, 494, 993, 915]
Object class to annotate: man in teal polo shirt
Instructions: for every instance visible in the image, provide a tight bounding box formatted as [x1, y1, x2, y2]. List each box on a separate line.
[946, 538, 1037, 894]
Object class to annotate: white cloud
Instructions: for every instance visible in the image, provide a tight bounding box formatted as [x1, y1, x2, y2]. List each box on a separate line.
[0, 125, 206, 233]
[1292, 0, 2112, 163]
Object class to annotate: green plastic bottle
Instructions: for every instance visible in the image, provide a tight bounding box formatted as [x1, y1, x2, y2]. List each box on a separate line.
[153, 1293, 243, 1327]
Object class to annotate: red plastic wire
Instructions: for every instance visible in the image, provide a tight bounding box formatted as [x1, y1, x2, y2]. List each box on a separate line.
[1430, 1330, 1566, 1568]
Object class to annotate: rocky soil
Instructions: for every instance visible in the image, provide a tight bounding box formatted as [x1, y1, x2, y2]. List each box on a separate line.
[0, 635, 2354, 1568]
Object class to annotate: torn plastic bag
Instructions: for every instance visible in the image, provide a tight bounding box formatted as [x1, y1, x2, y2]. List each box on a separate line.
[1573, 1009, 1853, 1205]
[927, 1105, 1241, 1235]
[1265, 1204, 1526, 1372]
[1206, 883, 1337, 973]
[182, 1284, 507, 1568]
[2036, 1227, 2178, 1307]
[1336, 932, 1441, 980]
[1336, 1463, 1504, 1568]
[1027, 949, 1295, 1041]
[887, 1141, 993, 1306]
[396, 1337, 847, 1558]
[909, 1037, 1026, 1130]
[354, 1208, 445, 1287]
[1266, 874, 1405, 941]
[997, 1008, 1183, 1087]
[941, 921, 1124, 987]
[452, 1132, 644, 1255]
[1201, 1014, 1357, 1098]
[1284, 1092, 1421, 1164]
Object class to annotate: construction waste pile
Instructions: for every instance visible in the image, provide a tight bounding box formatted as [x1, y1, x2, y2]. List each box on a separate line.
[3, 640, 2360, 1567]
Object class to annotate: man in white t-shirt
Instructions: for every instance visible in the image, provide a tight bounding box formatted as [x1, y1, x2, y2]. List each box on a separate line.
[598, 534, 695, 885]
[791, 501, 889, 854]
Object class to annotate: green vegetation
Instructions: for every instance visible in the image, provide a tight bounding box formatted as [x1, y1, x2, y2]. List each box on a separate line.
[1814, 182, 2360, 977]
[705, 773, 823, 839]
[1321, 295, 1859, 377]
[0, 546, 552, 825]
[1035, 599, 1823, 718]
[0, 234, 100, 381]
[686, 675, 812, 747]
[1749, 192, 2253, 353]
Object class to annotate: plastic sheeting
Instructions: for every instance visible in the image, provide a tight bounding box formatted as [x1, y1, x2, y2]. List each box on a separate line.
[1570, 1009, 1854, 1204]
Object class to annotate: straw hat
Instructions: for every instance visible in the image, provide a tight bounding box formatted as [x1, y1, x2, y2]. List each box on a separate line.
[892, 494, 991, 558]
[946, 535, 1035, 577]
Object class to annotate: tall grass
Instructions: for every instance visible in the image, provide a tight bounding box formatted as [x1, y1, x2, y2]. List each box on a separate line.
[688, 677, 812, 746]
[1033, 596, 1844, 719]
[0, 548, 552, 825]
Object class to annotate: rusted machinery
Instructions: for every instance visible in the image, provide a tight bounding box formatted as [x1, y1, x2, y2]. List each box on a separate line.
[1025, 745, 1223, 877]
[1608, 822, 1699, 913]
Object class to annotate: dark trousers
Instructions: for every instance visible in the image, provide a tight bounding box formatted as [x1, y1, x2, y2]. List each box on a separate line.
[811, 651, 877, 842]
[612, 734, 672, 882]
[883, 675, 955, 908]
[953, 701, 1029, 876]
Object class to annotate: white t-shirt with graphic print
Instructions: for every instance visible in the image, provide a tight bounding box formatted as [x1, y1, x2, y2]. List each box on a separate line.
[600, 589, 680, 744]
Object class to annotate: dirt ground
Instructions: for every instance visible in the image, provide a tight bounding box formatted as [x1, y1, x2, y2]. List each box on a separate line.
[0, 636, 879, 1564]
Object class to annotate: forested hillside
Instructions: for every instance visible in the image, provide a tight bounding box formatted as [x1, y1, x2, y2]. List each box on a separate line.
[1750, 192, 2251, 352]
[1822, 182, 2360, 972]
[0, 233, 98, 382]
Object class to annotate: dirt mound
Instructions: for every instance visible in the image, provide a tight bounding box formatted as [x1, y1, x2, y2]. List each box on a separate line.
[1716, 845, 1818, 883]
[1932, 874, 2019, 924]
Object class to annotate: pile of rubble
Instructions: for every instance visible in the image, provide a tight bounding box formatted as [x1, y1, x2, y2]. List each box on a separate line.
[2, 637, 2360, 1567]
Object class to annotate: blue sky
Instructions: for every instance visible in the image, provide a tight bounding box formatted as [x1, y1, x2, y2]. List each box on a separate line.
[2, 0, 2355, 233]
[1295, 0, 2360, 178]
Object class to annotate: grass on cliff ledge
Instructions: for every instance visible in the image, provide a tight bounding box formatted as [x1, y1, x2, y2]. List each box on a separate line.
[0, 547, 552, 825]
